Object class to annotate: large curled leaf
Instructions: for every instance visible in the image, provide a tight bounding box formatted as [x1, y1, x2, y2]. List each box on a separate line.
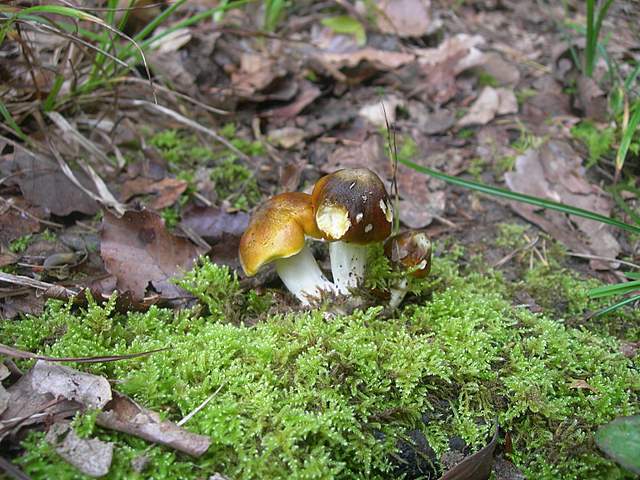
[595, 416, 640, 474]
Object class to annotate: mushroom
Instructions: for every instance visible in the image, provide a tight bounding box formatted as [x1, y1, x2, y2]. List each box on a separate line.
[384, 230, 432, 309]
[239, 192, 336, 306]
[311, 168, 393, 295]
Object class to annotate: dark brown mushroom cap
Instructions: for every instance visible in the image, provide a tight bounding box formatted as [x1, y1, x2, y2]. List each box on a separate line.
[311, 168, 393, 244]
[384, 230, 432, 278]
[239, 192, 322, 276]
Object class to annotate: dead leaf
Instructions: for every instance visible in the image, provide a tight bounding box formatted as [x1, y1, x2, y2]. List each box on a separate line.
[504, 141, 620, 270]
[231, 53, 286, 96]
[568, 378, 598, 393]
[407, 103, 456, 134]
[101, 209, 206, 299]
[120, 177, 188, 210]
[97, 391, 211, 457]
[179, 206, 249, 244]
[0, 385, 8, 417]
[439, 427, 499, 480]
[46, 422, 113, 478]
[0, 197, 46, 245]
[358, 95, 405, 129]
[268, 127, 307, 149]
[577, 75, 608, 122]
[620, 341, 639, 359]
[262, 81, 321, 121]
[376, 0, 432, 37]
[319, 48, 415, 80]
[475, 52, 520, 87]
[0, 361, 105, 442]
[32, 361, 112, 409]
[457, 87, 517, 127]
[12, 151, 99, 216]
[414, 34, 486, 104]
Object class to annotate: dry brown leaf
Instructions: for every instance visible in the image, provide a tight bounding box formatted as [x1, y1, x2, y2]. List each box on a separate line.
[504, 141, 620, 269]
[0, 197, 45, 245]
[319, 48, 415, 78]
[476, 52, 520, 87]
[457, 87, 518, 127]
[179, 206, 249, 244]
[231, 53, 287, 96]
[46, 422, 113, 478]
[97, 391, 211, 458]
[120, 177, 188, 210]
[101, 209, 205, 300]
[414, 34, 486, 104]
[0, 361, 107, 442]
[262, 81, 321, 121]
[31, 361, 112, 409]
[376, 0, 432, 37]
[358, 95, 405, 129]
[0, 385, 9, 418]
[439, 427, 499, 480]
[568, 378, 598, 393]
[577, 75, 608, 122]
[12, 152, 99, 216]
[267, 127, 307, 149]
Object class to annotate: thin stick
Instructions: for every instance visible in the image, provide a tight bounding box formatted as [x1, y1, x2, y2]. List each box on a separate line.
[177, 383, 224, 427]
[567, 251, 638, 269]
[125, 100, 249, 161]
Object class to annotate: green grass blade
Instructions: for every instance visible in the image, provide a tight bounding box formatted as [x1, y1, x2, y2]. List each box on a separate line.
[132, 0, 186, 43]
[590, 293, 640, 318]
[0, 100, 28, 142]
[589, 279, 640, 299]
[624, 62, 640, 91]
[43, 74, 65, 112]
[585, 0, 595, 76]
[625, 272, 640, 280]
[616, 102, 640, 174]
[399, 157, 640, 235]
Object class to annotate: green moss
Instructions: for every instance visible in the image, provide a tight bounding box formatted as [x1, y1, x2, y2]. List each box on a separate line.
[210, 157, 260, 211]
[9, 234, 33, 253]
[571, 121, 615, 168]
[495, 222, 532, 250]
[477, 72, 499, 88]
[2, 251, 638, 479]
[150, 127, 262, 213]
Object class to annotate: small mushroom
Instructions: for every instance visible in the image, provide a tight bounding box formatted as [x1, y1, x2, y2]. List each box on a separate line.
[239, 192, 336, 305]
[384, 230, 432, 309]
[312, 168, 393, 295]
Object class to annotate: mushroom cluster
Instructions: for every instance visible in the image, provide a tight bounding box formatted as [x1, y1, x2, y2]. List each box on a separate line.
[238, 167, 428, 307]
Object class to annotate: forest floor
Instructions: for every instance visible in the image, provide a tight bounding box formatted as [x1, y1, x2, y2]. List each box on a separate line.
[1, 1, 639, 479]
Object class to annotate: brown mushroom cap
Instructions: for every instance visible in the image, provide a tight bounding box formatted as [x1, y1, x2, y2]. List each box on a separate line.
[239, 192, 322, 276]
[311, 168, 393, 244]
[384, 230, 432, 278]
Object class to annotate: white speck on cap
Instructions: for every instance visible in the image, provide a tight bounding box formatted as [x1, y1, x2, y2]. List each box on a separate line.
[355, 213, 363, 223]
[364, 224, 373, 233]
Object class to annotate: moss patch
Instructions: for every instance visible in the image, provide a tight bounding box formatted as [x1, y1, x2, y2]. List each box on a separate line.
[2, 252, 638, 479]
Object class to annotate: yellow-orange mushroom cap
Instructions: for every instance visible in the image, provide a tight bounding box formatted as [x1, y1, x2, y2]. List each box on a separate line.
[239, 192, 323, 277]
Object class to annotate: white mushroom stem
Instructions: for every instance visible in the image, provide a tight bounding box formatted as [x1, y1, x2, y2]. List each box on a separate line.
[389, 278, 408, 309]
[329, 241, 369, 295]
[275, 244, 336, 306]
